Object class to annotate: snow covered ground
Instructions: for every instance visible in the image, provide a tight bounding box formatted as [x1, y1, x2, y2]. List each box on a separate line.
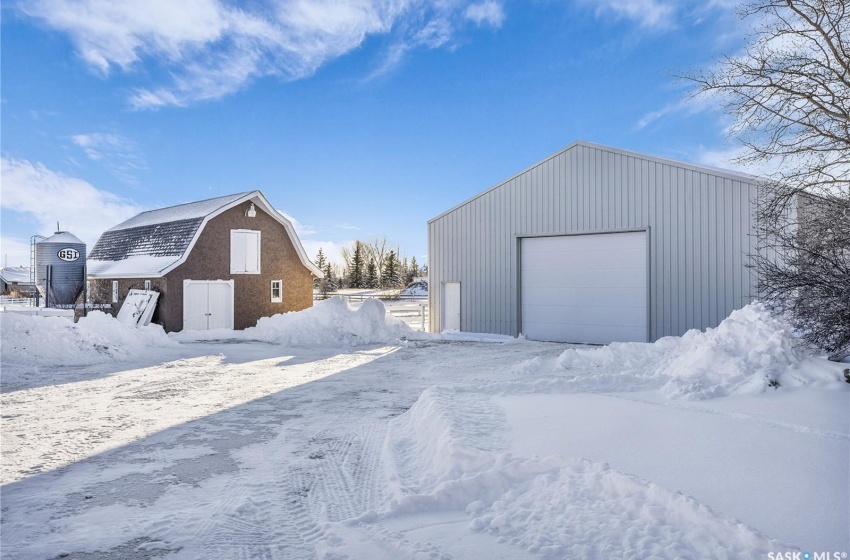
[1, 300, 847, 559]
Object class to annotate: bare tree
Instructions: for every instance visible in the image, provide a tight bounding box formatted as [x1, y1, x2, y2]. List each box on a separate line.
[685, 0, 850, 358]
[364, 237, 389, 285]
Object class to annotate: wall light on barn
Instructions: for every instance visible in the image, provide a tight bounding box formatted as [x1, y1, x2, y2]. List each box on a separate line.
[246, 203, 257, 218]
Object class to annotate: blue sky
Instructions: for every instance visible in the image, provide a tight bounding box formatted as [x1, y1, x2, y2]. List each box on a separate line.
[1, 0, 750, 269]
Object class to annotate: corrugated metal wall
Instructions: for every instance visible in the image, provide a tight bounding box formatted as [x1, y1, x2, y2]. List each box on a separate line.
[428, 142, 759, 340]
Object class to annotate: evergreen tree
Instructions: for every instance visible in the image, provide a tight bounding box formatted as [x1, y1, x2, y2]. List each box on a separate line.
[382, 250, 401, 288]
[314, 248, 328, 290]
[348, 241, 365, 288]
[401, 257, 409, 286]
[407, 256, 419, 285]
[315, 248, 327, 271]
[366, 258, 378, 289]
[321, 262, 336, 292]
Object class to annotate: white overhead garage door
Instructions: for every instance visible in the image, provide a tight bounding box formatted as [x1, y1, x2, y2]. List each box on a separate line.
[521, 232, 647, 344]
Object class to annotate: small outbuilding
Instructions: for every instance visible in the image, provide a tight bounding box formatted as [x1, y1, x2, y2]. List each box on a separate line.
[87, 191, 322, 332]
[428, 141, 760, 344]
[0, 267, 37, 297]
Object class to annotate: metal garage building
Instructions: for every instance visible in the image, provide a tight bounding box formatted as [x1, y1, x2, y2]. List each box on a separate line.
[428, 141, 760, 343]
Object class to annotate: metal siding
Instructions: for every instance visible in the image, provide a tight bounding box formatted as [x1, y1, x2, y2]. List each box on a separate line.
[427, 143, 759, 340]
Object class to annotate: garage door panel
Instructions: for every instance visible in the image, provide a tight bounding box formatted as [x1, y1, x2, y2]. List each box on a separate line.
[521, 249, 646, 271]
[522, 268, 646, 290]
[522, 304, 646, 327]
[522, 233, 645, 254]
[521, 232, 647, 344]
[522, 286, 646, 308]
[527, 323, 646, 344]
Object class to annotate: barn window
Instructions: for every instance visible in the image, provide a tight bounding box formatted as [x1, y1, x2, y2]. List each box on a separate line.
[230, 230, 261, 274]
[144, 280, 151, 291]
[271, 280, 282, 303]
[112, 281, 118, 303]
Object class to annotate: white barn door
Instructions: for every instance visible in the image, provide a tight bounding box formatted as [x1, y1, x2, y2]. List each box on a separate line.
[183, 280, 234, 331]
[521, 232, 647, 344]
[442, 282, 461, 331]
[207, 282, 234, 329]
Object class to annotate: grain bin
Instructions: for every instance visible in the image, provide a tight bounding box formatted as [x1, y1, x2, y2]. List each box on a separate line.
[35, 231, 86, 307]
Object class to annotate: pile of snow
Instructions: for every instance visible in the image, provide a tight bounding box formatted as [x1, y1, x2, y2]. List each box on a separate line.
[323, 385, 786, 559]
[0, 311, 176, 368]
[400, 280, 428, 296]
[554, 303, 820, 399]
[461, 456, 783, 559]
[174, 297, 428, 346]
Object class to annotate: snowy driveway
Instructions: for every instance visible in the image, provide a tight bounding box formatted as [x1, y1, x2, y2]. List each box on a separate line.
[2, 336, 848, 559]
[1, 339, 563, 559]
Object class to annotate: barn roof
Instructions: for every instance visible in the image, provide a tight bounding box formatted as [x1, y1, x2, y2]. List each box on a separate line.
[87, 191, 323, 278]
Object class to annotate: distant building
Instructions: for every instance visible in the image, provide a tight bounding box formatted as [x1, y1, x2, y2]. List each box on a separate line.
[87, 191, 323, 332]
[429, 141, 760, 344]
[0, 267, 37, 297]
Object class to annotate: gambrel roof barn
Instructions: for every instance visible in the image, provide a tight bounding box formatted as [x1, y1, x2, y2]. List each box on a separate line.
[88, 191, 321, 332]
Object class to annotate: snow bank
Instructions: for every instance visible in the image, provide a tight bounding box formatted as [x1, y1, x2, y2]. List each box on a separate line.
[382, 387, 506, 500]
[0, 311, 176, 368]
[555, 304, 818, 399]
[249, 297, 420, 346]
[461, 457, 784, 559]
[324, 380, 787, 559]
[173, 297, 429, 346]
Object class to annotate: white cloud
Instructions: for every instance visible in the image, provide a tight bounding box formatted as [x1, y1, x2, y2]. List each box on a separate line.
[278, 211, 351, 267]
[19, 0, 505, 108]
[634, 102, 680, 130]
[0, 156, 144, 250]
[300, 239, 350, 269]
[279, 210, 318, 238]
[71, 132, 147, 182]
[580, 0, 677, 30]
[634, 85, 730, 131]
[464, 1, 504, 28]
[693, 145, 780, 178]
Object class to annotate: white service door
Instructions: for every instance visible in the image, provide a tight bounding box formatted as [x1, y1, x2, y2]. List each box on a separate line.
[521, 232, 647, 344]
[183, 281, 234, 330]
[184, 282, 210, 331]
[442, 282, 461, 331]
[207, 282, 234, 329]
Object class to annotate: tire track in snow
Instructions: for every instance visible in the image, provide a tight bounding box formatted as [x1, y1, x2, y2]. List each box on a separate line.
[184, 412, 389, 559]
[310, 423, 388, 522]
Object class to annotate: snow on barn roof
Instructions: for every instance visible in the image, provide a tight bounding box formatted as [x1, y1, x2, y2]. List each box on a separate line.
[0, 266, 33, 284]
[87, 191, 323, 278]
[106, 192, 251, 231]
